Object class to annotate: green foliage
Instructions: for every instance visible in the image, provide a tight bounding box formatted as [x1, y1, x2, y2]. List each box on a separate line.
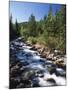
[28, 14, 37, 37]
[45, 37, 58, 49]
[36, 36, 46, 45]
[9, 15, 17, 40]
[9, 15, 20, 41]
[20, 26, 29, 40]
[27, 37, 37, 44]
[15, 19, 20, 37]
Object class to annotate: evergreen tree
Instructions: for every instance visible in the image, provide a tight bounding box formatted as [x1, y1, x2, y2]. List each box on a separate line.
[28, 14, 37, 37]
[46, 5, 54, 36]
[15, 19, 20, 37]
[9, 15, 16, 40]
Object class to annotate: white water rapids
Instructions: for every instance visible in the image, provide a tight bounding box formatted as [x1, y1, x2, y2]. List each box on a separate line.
[10, 37, 66, 87]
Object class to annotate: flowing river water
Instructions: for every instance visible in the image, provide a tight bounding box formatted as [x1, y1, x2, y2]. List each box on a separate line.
[10, 37, 66, 88]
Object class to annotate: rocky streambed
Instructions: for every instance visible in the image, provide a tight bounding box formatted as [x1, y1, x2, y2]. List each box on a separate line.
[10, 37, 66, 89]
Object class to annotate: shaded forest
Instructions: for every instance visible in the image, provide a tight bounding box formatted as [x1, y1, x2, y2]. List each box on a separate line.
[9, 5, 66, 54]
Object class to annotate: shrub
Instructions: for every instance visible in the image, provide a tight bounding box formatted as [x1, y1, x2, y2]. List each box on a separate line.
[27, 37, 37, 44]
[45, 37, 58, 50]
[37, 36, 46, 45]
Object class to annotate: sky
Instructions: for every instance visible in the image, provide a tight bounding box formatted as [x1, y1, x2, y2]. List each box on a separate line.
[9, 1, 61, 23]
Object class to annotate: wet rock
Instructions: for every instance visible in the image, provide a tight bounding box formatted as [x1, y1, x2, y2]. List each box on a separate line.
[56, 58, 64, 63]
[21, 68, 36, 81]
[40, 53, 46, 58]
[55, 68, 66, 77]
[21, 61, 29, 66]
[54, 49, 62, 55]
[38, 74, 44, 78]
[16, 83, 24, 88]
[41, 50, 50, 59]
[17, 62, 23, 68]
[48, 64, 56, 74]
[23, 80, 33, 88]
[10, 69, 18, 77]
[52, 56, 58, 61]
[25, 53, 33, 57]
[45, 60, 53, 65]
[32, 78, 40, 87]
[39, 59, 46, 66]
[35, 70, 44, 78]
[54, 58, 66, 70]
[10, 63, 23, 77]
[17, 80, 33, 88]
[46, 78, 56, 84]
[10, 58, 19, 68]
[46, 53, 54, 60]
[20, 66, 24, 71]
[10, 78, 20, 89]
[34, 44, 42, 50]
[37, 47, 45, 54]
[10, 65, 19, 75]
[30, 45, 37, 51]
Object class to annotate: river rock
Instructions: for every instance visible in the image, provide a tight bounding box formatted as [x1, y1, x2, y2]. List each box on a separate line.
[55, 68, 66, 77]
[21, 61, 29, 66]
[46, 53, 54, 60]
[35, 70, 44, 78]
[16, 83, 24, 88]
[32, 78, 40, 87]
[48, 64, 56, 74]
[11, 64, 19, 72]
[54, 58, 66, 70]
[10, 77, 20, 89]
[54, 49, 62, 55]
[10, 62, 24, 77]
[10, 58, 19, 68]
[46, 78, 56, 84]
[34, 44, 42, 49]
[21, 68, 36, 81]
[30, 45, 37, 51]
[52, 56, 58, 61]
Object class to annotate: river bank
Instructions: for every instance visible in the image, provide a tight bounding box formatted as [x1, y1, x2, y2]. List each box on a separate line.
[26, 41, 66, 70]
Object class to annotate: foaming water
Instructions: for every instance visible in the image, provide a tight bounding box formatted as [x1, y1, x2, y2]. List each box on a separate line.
[27, 63, 45, 70]
[43, 73, 66, 85]
[32, 55, 40, 60]
[38, 77, 55, 86]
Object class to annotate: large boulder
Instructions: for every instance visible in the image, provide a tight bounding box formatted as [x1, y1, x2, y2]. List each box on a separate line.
[20, 68, 36, 81]
[55, 68, 66, 77]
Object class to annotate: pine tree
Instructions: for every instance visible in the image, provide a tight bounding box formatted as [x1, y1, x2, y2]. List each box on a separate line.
[28, 14, 37, 37]
[9, 14, 16, 40]
[46, 5, 54, 36]
[15, 19, 20, 37]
